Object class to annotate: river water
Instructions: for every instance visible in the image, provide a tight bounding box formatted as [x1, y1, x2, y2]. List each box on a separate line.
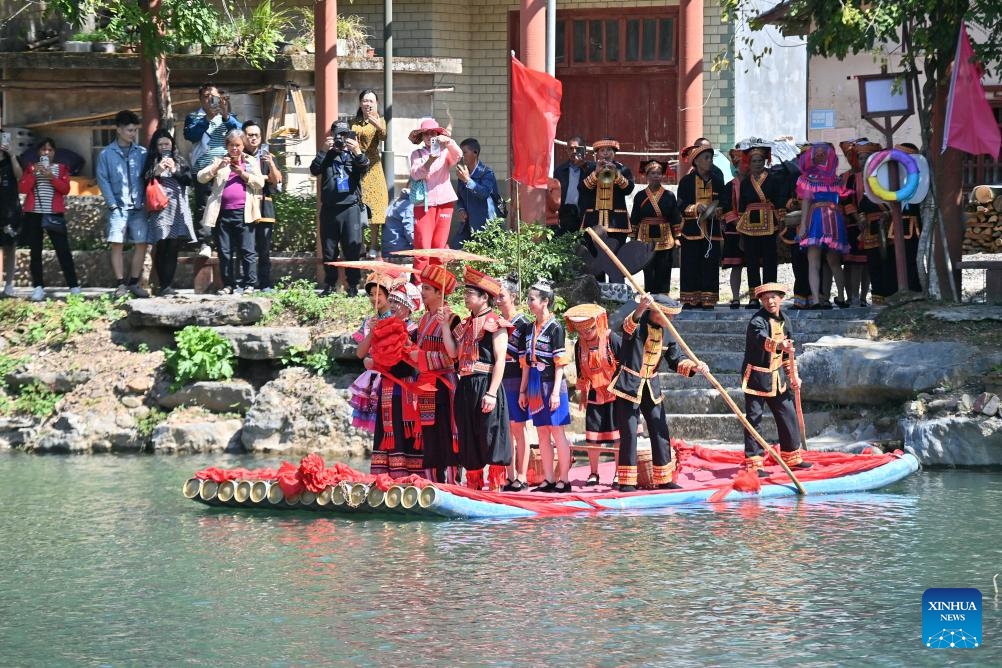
[1, 452, 999, 667]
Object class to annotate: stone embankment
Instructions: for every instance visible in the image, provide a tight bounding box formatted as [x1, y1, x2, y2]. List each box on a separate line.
[4, 295, 1002, 465]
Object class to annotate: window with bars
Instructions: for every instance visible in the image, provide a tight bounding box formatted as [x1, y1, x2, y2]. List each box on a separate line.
[556, 12, 676, 69]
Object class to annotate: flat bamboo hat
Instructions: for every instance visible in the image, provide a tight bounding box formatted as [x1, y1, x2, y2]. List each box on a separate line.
[753, 282, 788, 299]
[564, 303, 608, 333]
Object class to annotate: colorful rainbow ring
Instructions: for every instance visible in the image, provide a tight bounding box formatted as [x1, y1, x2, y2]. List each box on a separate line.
[866, 149, 920, 202]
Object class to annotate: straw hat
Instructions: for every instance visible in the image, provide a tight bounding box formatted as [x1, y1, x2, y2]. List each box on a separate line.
[753, 282, 788, 299]
[564, 303, 608, 334]
[592, 138, 620, 151]
[408, 117, 447, 144]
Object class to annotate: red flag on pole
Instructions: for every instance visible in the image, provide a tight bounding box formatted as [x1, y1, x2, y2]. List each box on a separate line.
[942, 21, 1001, 158]
[511, 55, 562, 187]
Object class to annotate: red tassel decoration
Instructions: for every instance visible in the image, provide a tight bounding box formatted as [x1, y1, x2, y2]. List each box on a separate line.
[732, 468, 762, 493]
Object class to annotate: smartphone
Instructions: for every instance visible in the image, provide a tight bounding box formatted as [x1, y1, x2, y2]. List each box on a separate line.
[161, 150, 172, 160]
[344, 130, 357, 141]
[574, 146, 586, 159]
[209, 94, 221, 108]
[39, 155, 49, 166]
[1, 132, 10, 147]
[429, 137, 441, 157]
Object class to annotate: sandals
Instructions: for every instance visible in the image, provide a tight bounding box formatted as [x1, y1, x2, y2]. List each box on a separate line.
[585, 472, 600, 486]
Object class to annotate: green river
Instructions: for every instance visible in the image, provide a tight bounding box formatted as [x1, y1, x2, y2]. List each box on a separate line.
[1, 452, 999, 666]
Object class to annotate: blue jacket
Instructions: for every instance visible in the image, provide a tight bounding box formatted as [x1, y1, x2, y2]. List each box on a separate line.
[455, 161, 497, 231]
[96, 141, 147, 211]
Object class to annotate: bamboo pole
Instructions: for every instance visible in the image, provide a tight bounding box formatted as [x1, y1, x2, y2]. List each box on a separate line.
[789, 348, 810, 452]
[585, 227, 807, 495]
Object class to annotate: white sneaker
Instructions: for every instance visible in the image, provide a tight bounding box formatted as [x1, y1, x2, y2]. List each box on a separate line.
[198, 244, 213, 258]
[2, 283, 13, 298]
[69, 287, 82, 296]
[30, 286, 44, 302]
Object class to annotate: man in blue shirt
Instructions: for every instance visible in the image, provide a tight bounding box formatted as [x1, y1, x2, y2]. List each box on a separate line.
[450, 137, 498, 249]
[96, 110, 148, 297]
[184, 83, 242, 256]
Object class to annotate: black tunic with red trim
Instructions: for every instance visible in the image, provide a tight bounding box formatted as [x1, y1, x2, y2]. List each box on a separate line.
[578, 161, 636, 234]
[736, 171, 788, 237]
[452, 310, 513, 470]
[740, 309, 795, 397]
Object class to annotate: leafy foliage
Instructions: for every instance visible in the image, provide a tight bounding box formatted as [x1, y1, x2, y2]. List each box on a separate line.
[263, 279, 370, 327]
[271, 188, 318, 253]
[163, 326, 236, 390]
[462, 217, 584, 289]
[5, 382, 62, 418]
[0, 295, 123, 347]
[136, 407, 168, 440]
[282, 346, 336, 376]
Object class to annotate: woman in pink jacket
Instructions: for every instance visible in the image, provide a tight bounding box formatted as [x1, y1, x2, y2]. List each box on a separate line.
[408, 117, 461, 277]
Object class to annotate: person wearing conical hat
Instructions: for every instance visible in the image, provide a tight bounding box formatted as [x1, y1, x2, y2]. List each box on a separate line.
[736, 145, 789, 308]
[720, 146, 749, 308]
[440, 266, 513, 491]
[740, 282, 812, 476]
[369, 281, 423, 478]
[630, 159, 681, 295]
[579, 138, 635, 283]
[609, 293, 707, 492]
[886, 143, 924, 294]
[677, 143, 725, 309]
[410, 264, 461, 483]
[348, 272, 397, 433]
[408, 117, 462, 278]
[565, 303, 621, 487]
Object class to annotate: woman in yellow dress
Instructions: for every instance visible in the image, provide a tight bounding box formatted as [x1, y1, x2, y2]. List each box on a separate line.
[350, 89, 388, 259]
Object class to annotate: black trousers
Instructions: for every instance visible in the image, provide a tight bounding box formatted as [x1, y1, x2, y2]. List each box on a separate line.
[254, 223, 273, 289]
[214, 209, 257, 289]
[153, 238, 182, 290]
[321, 203, 364, 288]
[614, 390, 673, 468]
[743, 390, 801, 457]
[23, 213, 78, 288]
[644, 248, 674, 295]
[866, 247, 888, 299]
[742, 233, 778, 294]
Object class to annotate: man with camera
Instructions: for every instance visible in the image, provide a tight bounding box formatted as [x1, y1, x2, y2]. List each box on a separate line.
[184, 83, 242, 256]
[310, 120, 370, 296]
[450, 137, 500, 249]
[552, 135, 590, 235]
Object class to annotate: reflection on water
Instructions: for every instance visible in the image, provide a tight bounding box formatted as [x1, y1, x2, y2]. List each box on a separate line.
[1, 453, 1000, 666]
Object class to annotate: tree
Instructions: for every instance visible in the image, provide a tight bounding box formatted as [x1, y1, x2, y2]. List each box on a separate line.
[724, 0, 1002, 300]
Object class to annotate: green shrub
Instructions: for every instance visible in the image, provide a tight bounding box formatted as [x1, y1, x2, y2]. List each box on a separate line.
[60, 294, 119, 337]
[12, 382, 62, 418]
[136, 407, 168, 440]
[264, 279, 370, 327]
[463, 218, 584, 289]
[163, 326, 236, 390]
[271, 188, 319, 253]
[282, 346, 335, 376]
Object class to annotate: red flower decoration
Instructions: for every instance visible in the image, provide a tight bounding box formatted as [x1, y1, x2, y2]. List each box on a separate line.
[370, 317, 412, 369]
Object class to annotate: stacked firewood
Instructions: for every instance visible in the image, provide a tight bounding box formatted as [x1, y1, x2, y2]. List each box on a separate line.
[963, 185, 1002, 253]
[25, 30, 61, 52]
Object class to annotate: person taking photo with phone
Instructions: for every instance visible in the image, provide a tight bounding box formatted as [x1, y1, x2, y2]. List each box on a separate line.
[408, 117, 461, 278]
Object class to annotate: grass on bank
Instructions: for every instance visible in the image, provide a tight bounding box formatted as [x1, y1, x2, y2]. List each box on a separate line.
[873, 299, 1002, 349]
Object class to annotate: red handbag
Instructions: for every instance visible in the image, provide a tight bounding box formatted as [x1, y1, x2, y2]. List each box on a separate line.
[145, 178, 169, 212]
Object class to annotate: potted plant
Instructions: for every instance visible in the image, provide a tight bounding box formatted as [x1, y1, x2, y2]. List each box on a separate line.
[63, 31, 96, 53]
[90, 28, 116, 53]
[234, 0, 291, 66]
[336, 15, 370, 57]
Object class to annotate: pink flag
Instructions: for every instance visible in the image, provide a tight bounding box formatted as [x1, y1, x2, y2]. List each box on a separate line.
[942, 22, 1001, 158]
[511, 55, 562, 187]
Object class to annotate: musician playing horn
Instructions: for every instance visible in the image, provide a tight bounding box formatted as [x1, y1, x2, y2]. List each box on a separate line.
[579, 137, 635, 283]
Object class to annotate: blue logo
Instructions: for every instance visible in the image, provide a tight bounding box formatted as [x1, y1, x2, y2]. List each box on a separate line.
[923, 588, 981, 648]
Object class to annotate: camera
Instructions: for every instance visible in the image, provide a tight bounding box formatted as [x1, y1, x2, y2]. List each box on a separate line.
[39, 155, 49, 167]
[574, 146, 586, 159]
[333, 130, 357, 151]
[209, 94, 221, 108]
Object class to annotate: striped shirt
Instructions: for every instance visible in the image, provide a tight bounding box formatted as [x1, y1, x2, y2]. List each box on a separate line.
[31, 164, 60, 214]
[195, 116, 232, 172]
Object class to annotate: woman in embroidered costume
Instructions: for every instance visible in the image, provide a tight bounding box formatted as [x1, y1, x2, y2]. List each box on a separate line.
[411, 264, 461, 483]
[736, 145, 789, 308]
[519, 280, 573, 493]
[440, 267, 513, 491]
[720, 147, 748, 308]
[676, 144, 724, 309]
[349, 273, 397, 431]
[496, 277, 532, 492]
[565, 304, 621, 487]
[630, 160, 680, 295]
[367, 282, 422, 478]
[796, 142, 849, 309]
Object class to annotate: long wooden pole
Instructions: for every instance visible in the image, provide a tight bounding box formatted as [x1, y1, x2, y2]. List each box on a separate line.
[789, 348, 810, 452]
[585, 228, 807, 495]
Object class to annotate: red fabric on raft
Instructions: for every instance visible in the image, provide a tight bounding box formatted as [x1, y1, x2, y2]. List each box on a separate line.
[191, 441, 902, 514]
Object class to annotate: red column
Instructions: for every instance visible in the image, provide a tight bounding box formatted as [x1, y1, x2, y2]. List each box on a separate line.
[315, 1, 339, 279]
[517, 0, 547, 225]
[678, 0, 704, 149]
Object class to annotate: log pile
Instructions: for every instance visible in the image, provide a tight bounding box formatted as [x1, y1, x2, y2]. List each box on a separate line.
[963, 185, 1002, 253]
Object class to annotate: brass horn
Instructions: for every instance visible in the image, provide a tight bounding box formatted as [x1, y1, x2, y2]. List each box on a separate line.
[597, 165, 618, 186]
